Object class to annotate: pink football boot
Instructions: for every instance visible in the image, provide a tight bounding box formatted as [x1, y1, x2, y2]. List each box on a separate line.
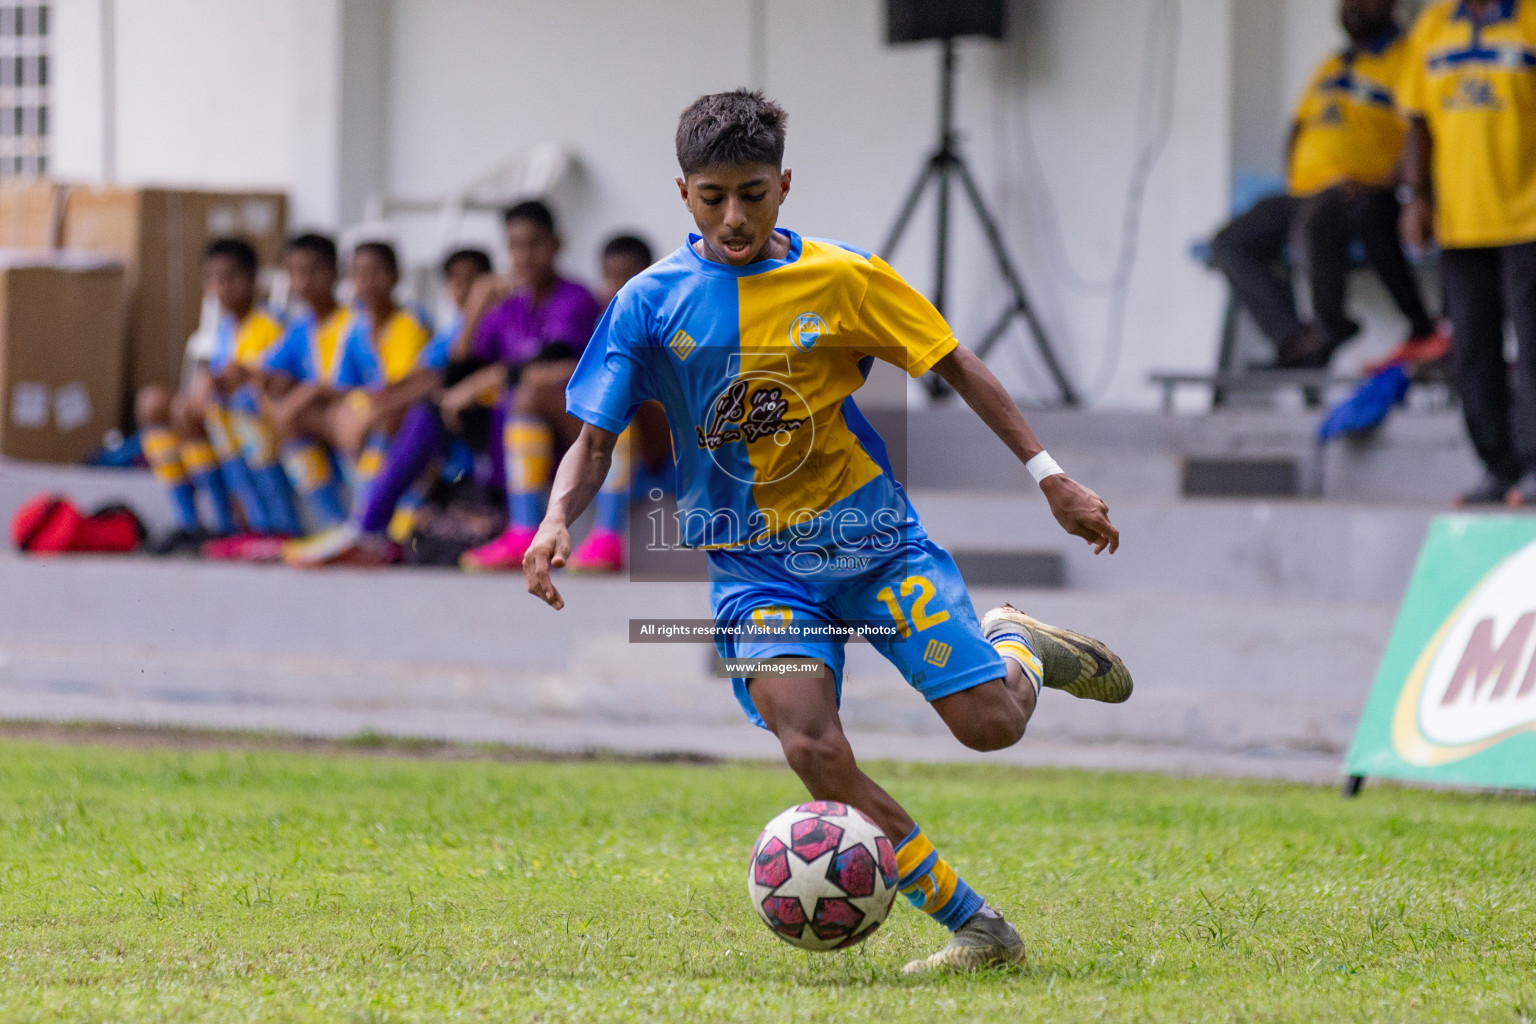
[566, 529, 625, 574]
[459, 525, 537, 572]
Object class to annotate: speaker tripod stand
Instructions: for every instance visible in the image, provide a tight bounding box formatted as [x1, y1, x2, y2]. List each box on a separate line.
[882, 38, 1078, 405]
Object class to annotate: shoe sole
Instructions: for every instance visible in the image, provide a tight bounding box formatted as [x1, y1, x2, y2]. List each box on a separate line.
[459, 558, 520, 573]
[902, 941, 1026, 974]
[565, 560, 623, 575]
[981, 604, 1133, 704]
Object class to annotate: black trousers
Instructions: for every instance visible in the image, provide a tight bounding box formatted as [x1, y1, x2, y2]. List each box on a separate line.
[1210, 186, 1436, 352]
[1441, 241, 1536, 480]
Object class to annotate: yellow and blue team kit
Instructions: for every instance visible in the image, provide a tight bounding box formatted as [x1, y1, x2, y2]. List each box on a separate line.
[567, 229, 1007, 726]
[208, 308, 286, 376]
[207, 306, 287, 422]
[263, 305, 434, 389]
[1287, 27, 1411, 197]
[1399, 0, 1536, 247]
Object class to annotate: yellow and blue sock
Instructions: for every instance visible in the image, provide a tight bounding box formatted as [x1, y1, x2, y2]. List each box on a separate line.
[230, 401, 303, 536]
[352, 431, 390, 511]
[590, 426, 633, 534]
[504, 415, 552, 529]
[386, 484, 427, 544]
[281, 438, 349, 528]
[179, 439, 235, 535]
[204, 406, 270, 534]
[990, 627, 1043, 701]
[142, 426, 200, 532]
[894, 826, 986, 932]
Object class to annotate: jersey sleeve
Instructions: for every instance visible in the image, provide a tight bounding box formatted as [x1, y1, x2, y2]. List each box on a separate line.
[1396, 16, 1430, 116]
[263, 323, 307, 379]
[235, 314, 284, 368]
[335, 318, 384, 390]
[854, 255, 958, 377]
[565, 287, 652, 434]
[1291, 60, 1327, 123]
[417, 329, 452, 372]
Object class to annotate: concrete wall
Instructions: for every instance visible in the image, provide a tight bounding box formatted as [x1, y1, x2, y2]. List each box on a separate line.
[382, 0, 1236, 407]
[47, 0, 1413, 408]
[51, 0, 383, 227]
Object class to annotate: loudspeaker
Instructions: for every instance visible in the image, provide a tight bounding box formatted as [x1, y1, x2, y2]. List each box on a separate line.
[885, 0, 1006, 44]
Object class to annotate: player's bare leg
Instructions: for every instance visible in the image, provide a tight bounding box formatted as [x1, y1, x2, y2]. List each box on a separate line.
[929, 666, 1037, 752]
[749, 664, 1026, 973]
[748, 665, 915, 840]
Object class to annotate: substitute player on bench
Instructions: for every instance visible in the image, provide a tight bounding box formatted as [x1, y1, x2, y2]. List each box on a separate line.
[523, 90, 1132, 973]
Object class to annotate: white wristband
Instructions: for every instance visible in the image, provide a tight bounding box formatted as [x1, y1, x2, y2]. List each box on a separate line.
[1025, 450, 1065, 484]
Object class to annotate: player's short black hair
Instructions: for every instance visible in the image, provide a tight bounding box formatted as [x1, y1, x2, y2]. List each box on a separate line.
[441, 246, 493, 278]
[352, 240, 400, 277]
[203, 237, 258, 277]
[602, 234, 654, 267]
[503, 199, 556, 234]
[285, 232, 339, 270]
[675, 89, 787, 176]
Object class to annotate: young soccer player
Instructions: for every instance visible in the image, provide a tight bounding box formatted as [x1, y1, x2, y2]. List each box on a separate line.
[265, 239, 431, 552]
[524, 91, 1132, 973]
[257, 233, 354, 541]
[453, 200, 603, 571]
[283, 246, 496, 566]
[136, 238, 293, 554]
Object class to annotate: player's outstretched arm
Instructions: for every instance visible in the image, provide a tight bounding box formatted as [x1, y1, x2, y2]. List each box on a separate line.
[932, 347, 1119, 554]
[524, 423, 619, 609]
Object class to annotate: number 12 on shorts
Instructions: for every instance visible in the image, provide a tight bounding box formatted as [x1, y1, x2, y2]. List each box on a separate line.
[876, 575, 951, 638]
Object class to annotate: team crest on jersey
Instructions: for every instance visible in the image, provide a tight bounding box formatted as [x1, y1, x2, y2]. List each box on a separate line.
[789, 312, 826, 352]
[1444, 76, 1502, 111]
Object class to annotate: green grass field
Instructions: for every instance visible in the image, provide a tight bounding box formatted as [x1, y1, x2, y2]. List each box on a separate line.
[0, 736, 1530, 1023]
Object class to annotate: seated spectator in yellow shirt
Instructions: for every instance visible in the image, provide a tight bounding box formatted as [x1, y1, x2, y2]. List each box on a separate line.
[1211, 0, 1445, 370]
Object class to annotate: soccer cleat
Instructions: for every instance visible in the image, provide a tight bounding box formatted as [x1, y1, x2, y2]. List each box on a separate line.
[981, 603, 1132, 703]
[1505, 470, 1536, 510]
[152, 527, 212, 557]
[459, 525, 537, 572]
[1363, 322, 1453, 375]
[202, 533, 289, 564]
[566, 528, 625, 574]
[1458, 472, 1518, 507]
[902, 906, 1026, 974]
[283, 523, 362, 567]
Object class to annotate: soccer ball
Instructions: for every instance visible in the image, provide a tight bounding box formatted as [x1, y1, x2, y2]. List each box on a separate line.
[748, 800, 899, 951]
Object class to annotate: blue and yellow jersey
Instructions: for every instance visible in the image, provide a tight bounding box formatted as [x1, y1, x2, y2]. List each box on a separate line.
[263, 307, 364, 387]
[1288, 28, 1410, 196]
[1400, 0, 1536, 247]
[342, 305, 435, 388]
[208, 308, 285, 374]
[567, 230, 956, 550]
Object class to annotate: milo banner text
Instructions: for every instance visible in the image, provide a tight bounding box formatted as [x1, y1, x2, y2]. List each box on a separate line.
[1346, 515, 1536, 789]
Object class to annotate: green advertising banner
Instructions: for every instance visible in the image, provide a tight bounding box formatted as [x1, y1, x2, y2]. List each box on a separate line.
[1346, 515, 1536, 789]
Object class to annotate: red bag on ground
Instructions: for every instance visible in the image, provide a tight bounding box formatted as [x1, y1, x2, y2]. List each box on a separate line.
[10, 494, 145, 554]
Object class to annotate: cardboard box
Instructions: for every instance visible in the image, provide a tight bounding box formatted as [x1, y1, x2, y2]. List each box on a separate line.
[0, 252, 127, 463]
[60, 187, 287, 415]
[0, 181, 64, 249]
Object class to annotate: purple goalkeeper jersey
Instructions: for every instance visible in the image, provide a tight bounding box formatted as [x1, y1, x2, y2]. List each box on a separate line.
[471, 276, 601, 367]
